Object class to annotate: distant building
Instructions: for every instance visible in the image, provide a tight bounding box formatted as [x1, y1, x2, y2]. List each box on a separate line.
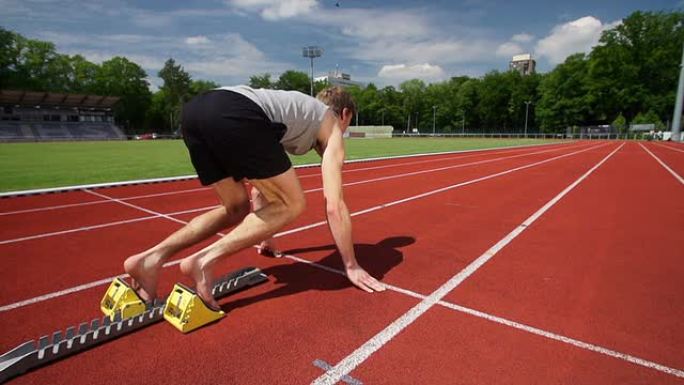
[315, 67, 364, 88]
[509, 54, 536, 76]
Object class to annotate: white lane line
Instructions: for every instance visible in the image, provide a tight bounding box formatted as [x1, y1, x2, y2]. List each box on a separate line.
[311, 143, 624, 385]
[0, 205, 218, 245]
[440, 302, 684, 379]
[0, 187, 211, 216]
[0, 143, 604, 311]
[639, 143, 684, 185]
[0, 143, 592, 245]
[283, 252, 684, 379]
[82, 189, 188, 225]
[0, 259, 184, 312]
[297, 142, 573, 180]
[652, 142, 684, 154]
[0, 142, 575, 216]
[299, 143, 582, 194]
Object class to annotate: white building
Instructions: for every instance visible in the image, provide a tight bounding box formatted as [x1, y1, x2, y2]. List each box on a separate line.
[509, 54, 536, 76]
[315, 68, 364, 88]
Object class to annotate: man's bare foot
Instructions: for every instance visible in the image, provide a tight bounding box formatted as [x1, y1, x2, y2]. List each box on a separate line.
[179, 257, 220, 310]
[257, 239, 281, 258]
[123, 251, 164, 302]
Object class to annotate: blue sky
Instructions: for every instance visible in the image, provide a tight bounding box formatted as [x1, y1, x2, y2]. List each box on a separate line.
[1, 0, 681, 89]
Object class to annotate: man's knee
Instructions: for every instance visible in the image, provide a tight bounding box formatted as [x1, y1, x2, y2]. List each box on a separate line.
[275, 193, 305, 223]
[224, 198, 251, 220]
[289, 196, 306, 219]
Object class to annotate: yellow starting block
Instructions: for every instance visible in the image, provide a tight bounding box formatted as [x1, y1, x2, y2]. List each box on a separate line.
[100, 278, 147, 321]
[163, 283, 225, 333]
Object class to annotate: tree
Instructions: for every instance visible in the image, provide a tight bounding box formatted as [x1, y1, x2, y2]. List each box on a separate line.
[612, 113, 627, 134]
[536, 54, 593, 132]
[588, 11, 684, 122]
[400, 79, 426, 131]
[0, 27, 16, 88]
[249, 73, 273, 89]
[275, 70, 310, 93]
[189, 79, 220, 97]
[158, 58, 191, 132]
[97, 56, 152, 132]
[477, 71, 518, 132]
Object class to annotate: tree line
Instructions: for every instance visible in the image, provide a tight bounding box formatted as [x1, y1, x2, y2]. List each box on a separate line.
[1, 10, 682, 134]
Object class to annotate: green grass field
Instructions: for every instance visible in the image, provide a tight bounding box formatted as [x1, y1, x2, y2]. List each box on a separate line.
[0, 138, 556, 193]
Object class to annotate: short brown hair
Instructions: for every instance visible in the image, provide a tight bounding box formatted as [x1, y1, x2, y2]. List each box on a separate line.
[316, 86, 356, 117]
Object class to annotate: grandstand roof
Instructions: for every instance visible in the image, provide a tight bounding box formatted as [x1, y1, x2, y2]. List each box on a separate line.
[0, 90, 120, 108]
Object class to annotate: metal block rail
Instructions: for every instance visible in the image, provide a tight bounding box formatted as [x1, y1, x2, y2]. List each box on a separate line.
[0, 267, 267, 383]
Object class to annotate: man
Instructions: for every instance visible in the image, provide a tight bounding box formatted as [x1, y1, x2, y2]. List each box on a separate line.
[124, 85, 385, 310]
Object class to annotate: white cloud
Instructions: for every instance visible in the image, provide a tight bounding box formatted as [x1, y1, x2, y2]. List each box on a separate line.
[346, 38, 493, 66]
[535, 16, 618, 64]
[511, 33, 534, 43]
[378, 63, 445, 81]
[496, 42, 524, 58]
[227, 0, 318, 20]
[76, 51, 166, 70]
[185, 35, 211, 45]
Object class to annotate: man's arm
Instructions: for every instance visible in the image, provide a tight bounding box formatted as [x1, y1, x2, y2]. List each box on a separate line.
[320, 115, 385, 293]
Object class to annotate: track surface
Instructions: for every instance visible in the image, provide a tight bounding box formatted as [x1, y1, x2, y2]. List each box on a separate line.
[1, 141, 682, 384]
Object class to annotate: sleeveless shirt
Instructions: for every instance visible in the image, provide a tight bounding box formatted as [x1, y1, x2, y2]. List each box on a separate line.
[218, 85, 329, 155]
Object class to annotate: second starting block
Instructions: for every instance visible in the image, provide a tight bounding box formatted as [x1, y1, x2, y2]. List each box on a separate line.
[163, 267, 268, 333]
[163, 283, 225, 333]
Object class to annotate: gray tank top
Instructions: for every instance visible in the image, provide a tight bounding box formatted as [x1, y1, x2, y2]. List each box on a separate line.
[219, 85, 329, 155]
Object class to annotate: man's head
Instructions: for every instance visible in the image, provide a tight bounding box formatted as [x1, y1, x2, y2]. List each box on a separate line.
[316, 86, 356, 128]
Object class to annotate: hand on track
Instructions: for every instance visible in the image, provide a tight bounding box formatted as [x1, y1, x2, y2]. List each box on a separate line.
[346, 266, 386, 293]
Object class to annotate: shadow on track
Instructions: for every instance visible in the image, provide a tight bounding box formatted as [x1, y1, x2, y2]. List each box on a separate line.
[221, 236, 414, 312]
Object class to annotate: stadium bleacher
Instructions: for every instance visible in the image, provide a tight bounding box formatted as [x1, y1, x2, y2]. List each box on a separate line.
[0, 90, 124, 142]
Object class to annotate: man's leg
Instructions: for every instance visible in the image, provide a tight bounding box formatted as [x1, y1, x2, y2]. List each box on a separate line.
[251, 185, 281, 257]
[124, 178, 250, 301]
[180, 167, 305, 309]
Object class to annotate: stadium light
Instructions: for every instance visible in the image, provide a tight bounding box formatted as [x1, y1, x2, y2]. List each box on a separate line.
[524, 101, 532, 137]
[432, 105, 437, 135]
[671, 42, 684, 142]
[302, 46, 323, 96]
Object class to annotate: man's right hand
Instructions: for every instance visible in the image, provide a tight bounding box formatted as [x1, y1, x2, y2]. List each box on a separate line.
[346, 265, 386, 293]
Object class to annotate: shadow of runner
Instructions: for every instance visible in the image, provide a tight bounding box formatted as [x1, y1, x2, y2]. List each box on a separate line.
[221, 236, 414, 312]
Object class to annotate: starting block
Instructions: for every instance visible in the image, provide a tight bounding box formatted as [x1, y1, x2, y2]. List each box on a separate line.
[163, 284, 225, 333]
[163, 266, 268, 333]
[100, 278, 146, 321]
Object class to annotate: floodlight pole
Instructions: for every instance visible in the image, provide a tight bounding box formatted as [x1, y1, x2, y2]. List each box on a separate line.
[524, 101, 532, 137]
[671, 42, 684, 142]
[302, 46, 323, 96]
[432, 106, 437, 135]
[462, 110, 466, 135]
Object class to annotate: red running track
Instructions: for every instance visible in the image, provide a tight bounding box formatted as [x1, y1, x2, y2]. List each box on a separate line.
[0, 141, 682, 385]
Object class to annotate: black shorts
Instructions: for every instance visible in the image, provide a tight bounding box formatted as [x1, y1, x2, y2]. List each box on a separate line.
[181, 90, 292, 185]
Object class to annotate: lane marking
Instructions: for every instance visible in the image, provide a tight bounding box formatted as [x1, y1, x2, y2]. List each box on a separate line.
[313, 360, 363, 385]
[283, 253, 684, 380]
[297, 143, 584, 194]
[0, 143, 606, 310]
[0, 187, 211, 216]
[0, 259, 182, 312]
[652, 142, 684, 154]
[0, 205, 218, 245]
[639, 143, 684, 185]
[0, 142, 576, 216]
[0, 143, 594, 244]
[312, 143, 624, 384]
